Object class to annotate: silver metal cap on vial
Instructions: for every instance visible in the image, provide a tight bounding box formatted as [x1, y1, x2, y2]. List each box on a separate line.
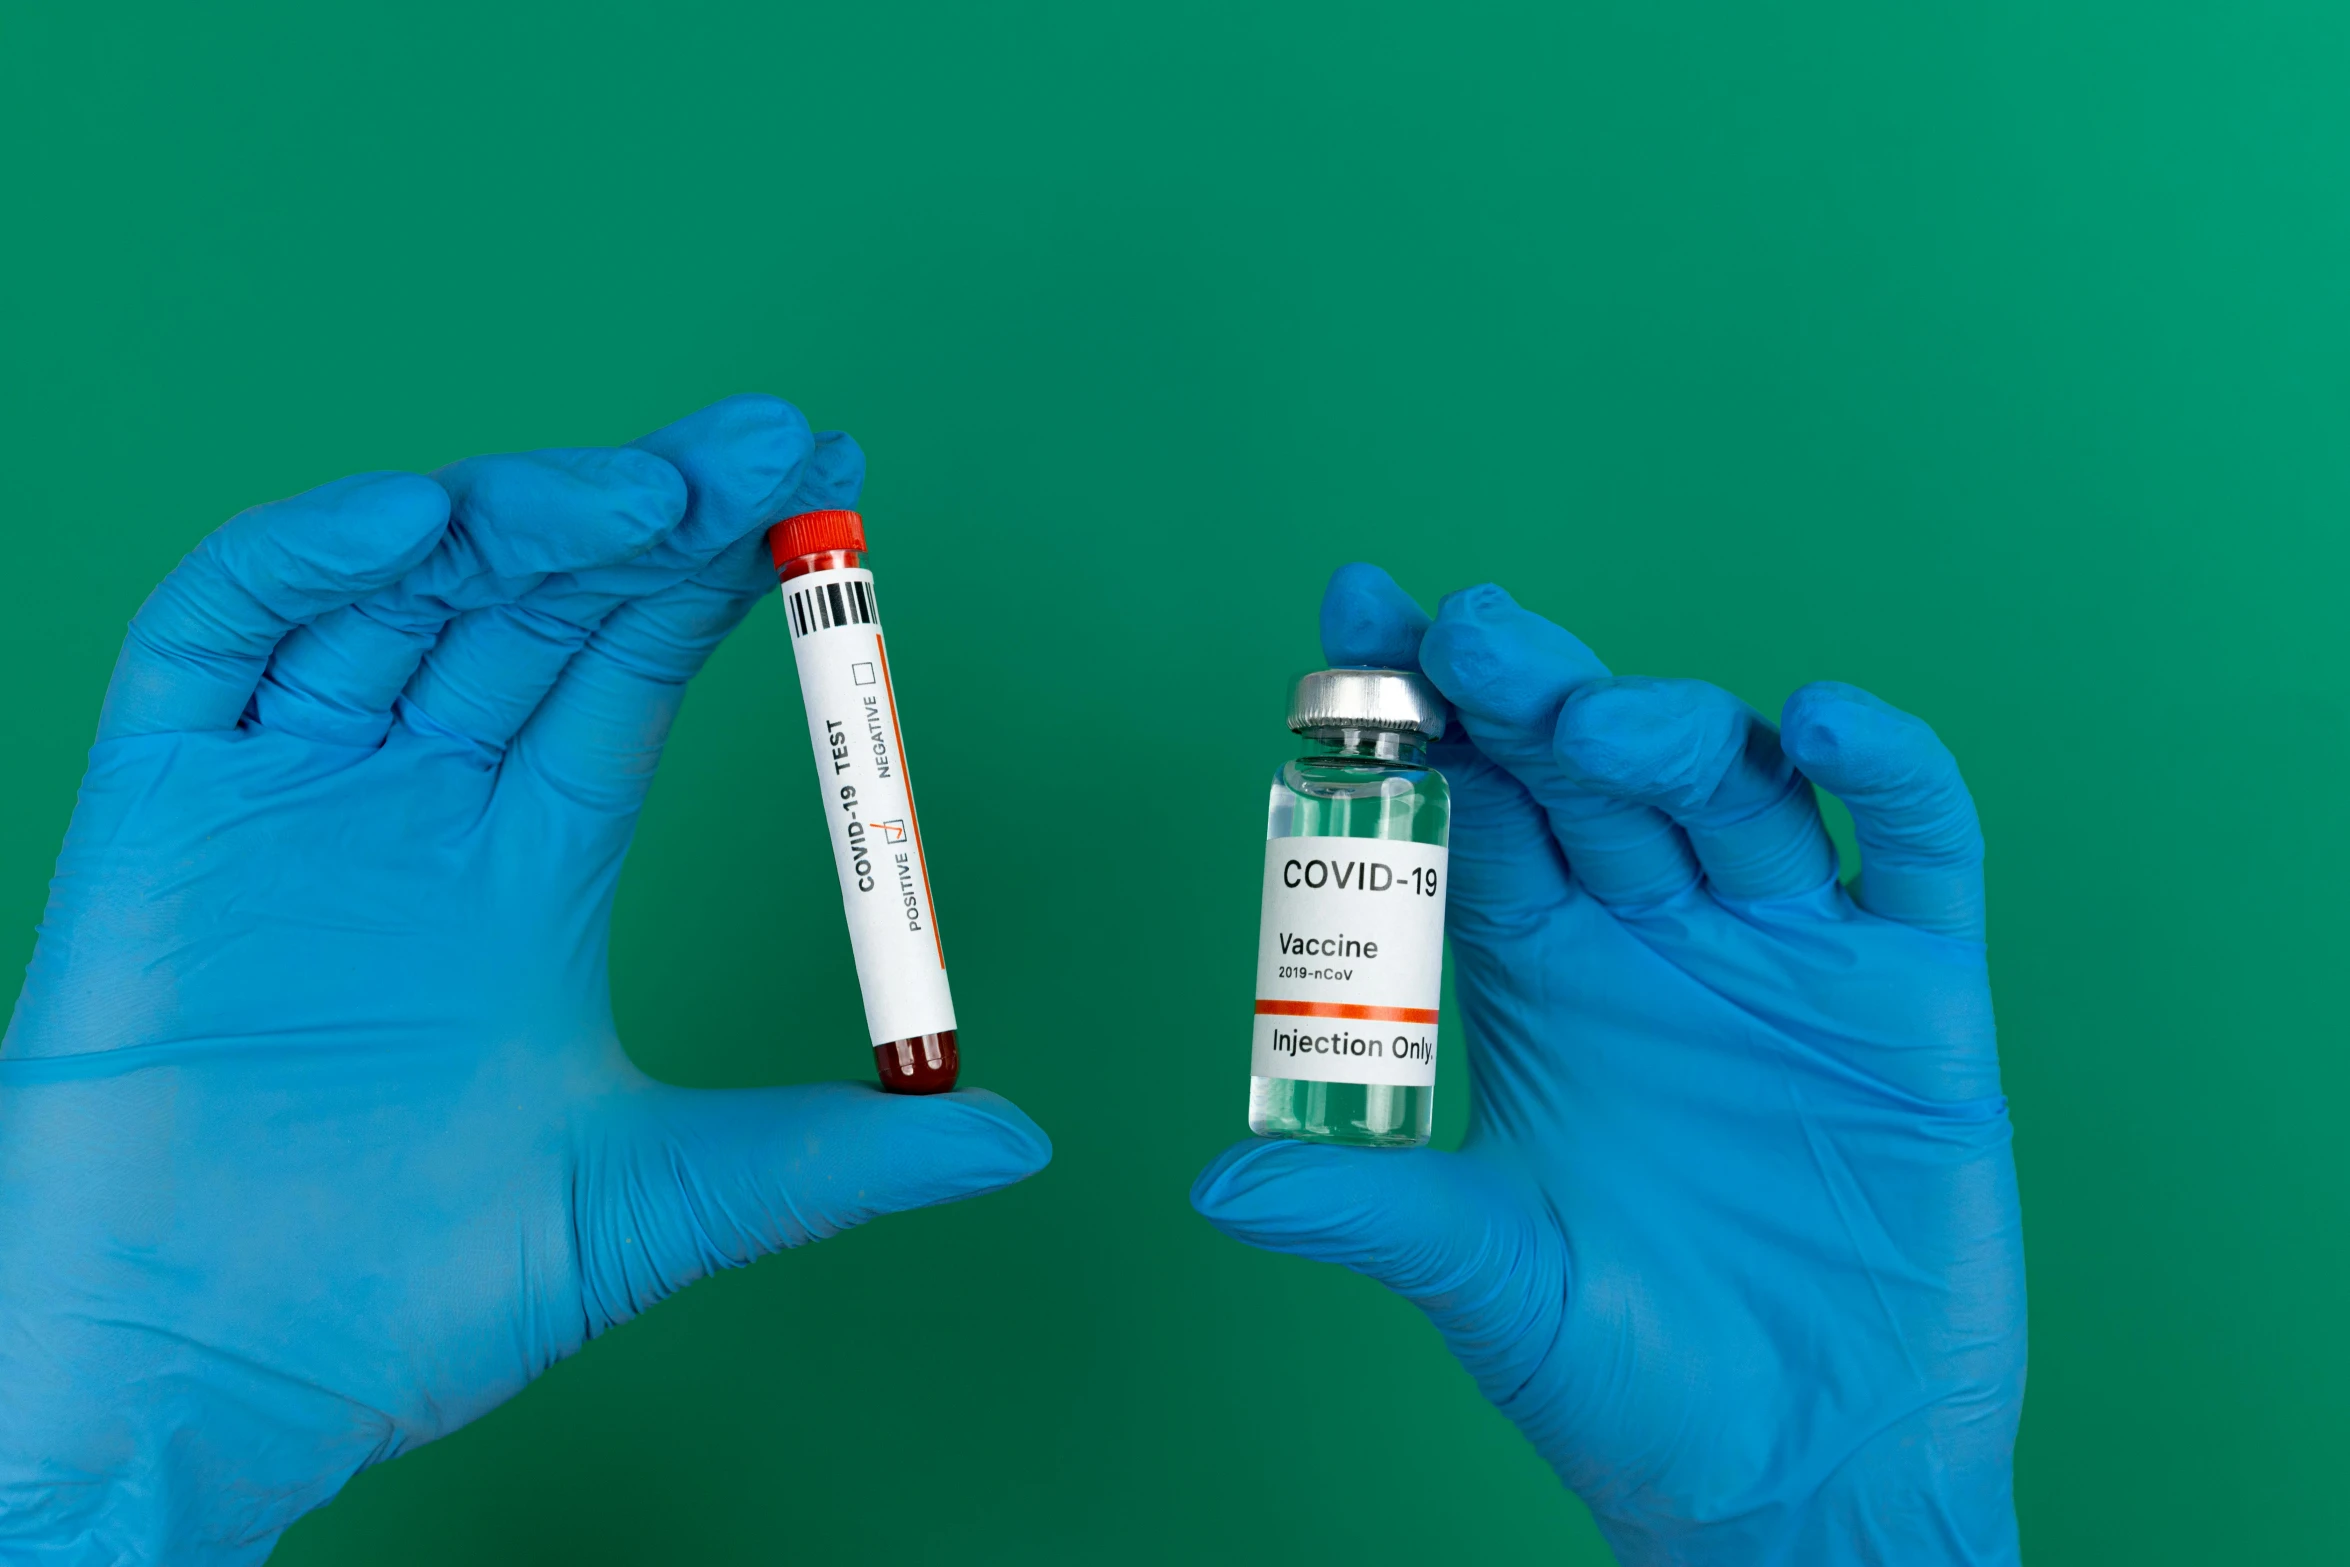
[1287, 667, 1448, 740]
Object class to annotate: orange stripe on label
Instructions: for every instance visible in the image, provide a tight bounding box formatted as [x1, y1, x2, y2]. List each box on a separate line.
[1254, 1000, 1440, 1025]
[874, 632, 946, 972]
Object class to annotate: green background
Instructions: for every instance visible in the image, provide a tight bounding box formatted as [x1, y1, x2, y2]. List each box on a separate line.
[4, 1, 2345, 1560]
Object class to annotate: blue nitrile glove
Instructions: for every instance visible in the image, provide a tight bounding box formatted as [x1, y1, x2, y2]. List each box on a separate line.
[0, 395, 1050, 1564]
[1193, 565, 2023, 1566]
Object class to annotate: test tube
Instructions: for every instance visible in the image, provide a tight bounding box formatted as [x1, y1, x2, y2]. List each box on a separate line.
[768, 509, 959, 1094]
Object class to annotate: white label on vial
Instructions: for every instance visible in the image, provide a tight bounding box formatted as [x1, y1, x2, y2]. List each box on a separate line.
[1251, 835, 1448, 1088]
[784, 566, 957, 1047]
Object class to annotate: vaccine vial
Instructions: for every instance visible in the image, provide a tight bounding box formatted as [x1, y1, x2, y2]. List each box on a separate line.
[768, 509, 959, 1095]
[1248, 668, 1451, 1148]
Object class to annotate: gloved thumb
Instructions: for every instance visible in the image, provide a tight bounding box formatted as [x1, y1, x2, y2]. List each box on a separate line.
[1191, 1140, 1563, 1410]
[578, 1081, 1050, 1330]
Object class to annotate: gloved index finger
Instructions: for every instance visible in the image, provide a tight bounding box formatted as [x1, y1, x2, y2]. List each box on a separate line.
[400, 445, 688, 613]
[1420, 584, 1700, 906]
[619, 393, 819, 572]
[1313, 563, 1576, 934]
[392, 396, 839, 765]
[505, 429, 867, 820]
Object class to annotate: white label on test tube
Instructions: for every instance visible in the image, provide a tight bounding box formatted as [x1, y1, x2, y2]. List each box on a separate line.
[1250, 836, 1447, 1088]
[783, 565, 957, 1046]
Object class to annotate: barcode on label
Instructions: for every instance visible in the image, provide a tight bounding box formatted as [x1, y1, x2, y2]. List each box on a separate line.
[787, 578, 877, 639]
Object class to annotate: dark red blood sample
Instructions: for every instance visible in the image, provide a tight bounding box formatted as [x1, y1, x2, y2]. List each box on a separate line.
[873, 1029, 959, 1095]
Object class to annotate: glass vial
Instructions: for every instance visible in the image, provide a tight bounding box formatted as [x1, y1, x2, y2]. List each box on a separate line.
[1247, 668, 1450, 1148]
[768, 509, 959, 1094]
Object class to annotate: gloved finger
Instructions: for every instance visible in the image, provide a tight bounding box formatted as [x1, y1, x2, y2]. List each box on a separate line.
[96, 472, 451, 740]
[1191, 1139, 1564, 1417]
[1780, 682, 1986, 939]
[1320, 564, 1574, 932]
[511, 432, 864, 813]
[1320, 559, 1432, 667]
[251, 448, 687, 747]
[1554, 677, 1837, 904]
[579, 1082, 1050, 1330]
[397, 395, 823, 759]
[1418, 585, 1699, 906]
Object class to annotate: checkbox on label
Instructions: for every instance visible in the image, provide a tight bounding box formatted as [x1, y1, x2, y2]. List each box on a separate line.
[851, 662, 878, 686]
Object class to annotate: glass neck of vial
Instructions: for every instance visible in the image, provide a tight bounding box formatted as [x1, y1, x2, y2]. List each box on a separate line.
[1298, 727, 1430, 765]
[779, 546, 866, 582]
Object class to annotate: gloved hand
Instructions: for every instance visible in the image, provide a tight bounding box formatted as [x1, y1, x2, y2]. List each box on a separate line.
[1193, 565, 2023, 1566]
[0, 395, 1050, 1564]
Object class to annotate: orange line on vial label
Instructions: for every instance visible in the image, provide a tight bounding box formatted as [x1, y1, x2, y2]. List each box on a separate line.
[1254, 1000, 1440, 1024]
[874, 633, 946, 971]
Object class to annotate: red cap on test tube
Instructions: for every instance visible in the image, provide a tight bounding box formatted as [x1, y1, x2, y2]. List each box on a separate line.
[768, 508, 866, 565]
